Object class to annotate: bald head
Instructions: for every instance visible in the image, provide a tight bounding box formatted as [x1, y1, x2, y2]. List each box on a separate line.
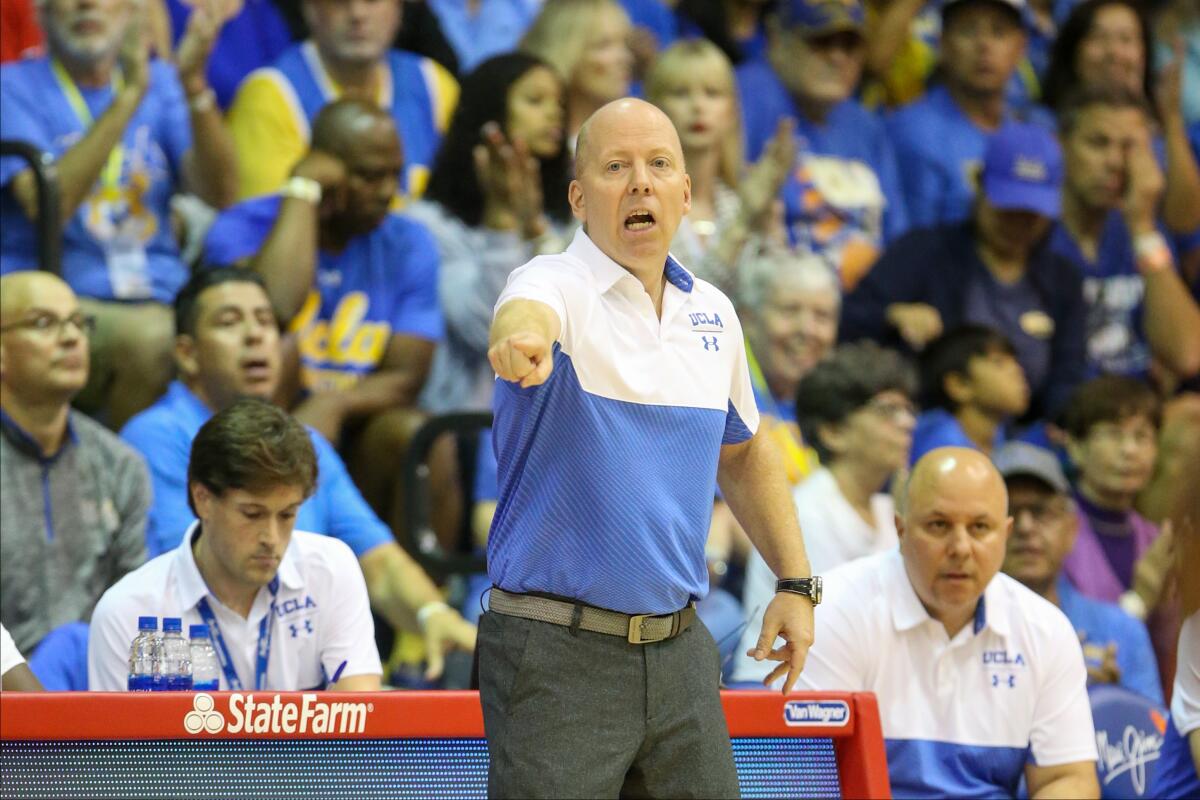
[0, 271, 89, 405]
[311, 99, 398, 160]
[905, 447, 1008, 518]
[0, 272, 76, 324]
[574, 98, 685, 177]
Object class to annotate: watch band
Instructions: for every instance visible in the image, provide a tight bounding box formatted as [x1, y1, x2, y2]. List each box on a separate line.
[282, 175, 322, 204]
[776, 576, 822, 605]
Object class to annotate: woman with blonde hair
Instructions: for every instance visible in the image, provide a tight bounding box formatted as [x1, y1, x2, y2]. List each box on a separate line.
[645, 38, 794, 291]
[520, 0, 633, 147]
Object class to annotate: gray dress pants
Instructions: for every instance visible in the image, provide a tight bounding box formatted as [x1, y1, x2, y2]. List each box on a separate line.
[478, 608, 740, 799]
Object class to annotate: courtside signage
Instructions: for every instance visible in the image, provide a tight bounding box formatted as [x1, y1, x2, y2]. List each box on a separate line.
[783, 699, 850, 727]
[184, 693, 374, 736]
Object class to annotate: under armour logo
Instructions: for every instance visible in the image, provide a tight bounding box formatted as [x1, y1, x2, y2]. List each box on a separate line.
[701, 336, 719, 351]
[184, 693, 225, 735]
[289, 619, 314, 638]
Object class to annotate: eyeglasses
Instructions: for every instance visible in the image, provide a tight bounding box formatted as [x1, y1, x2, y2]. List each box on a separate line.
[864, 397, 917, 422]
[0, 311, 97, 338]
[1009, 501, 1072, 524]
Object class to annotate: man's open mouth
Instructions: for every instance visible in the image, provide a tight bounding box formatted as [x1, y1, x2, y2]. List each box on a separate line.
[624, 210, 656, 231]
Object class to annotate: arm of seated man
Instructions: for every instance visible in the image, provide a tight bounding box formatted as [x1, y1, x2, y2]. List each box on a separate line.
[293, 333, 435, 442]
[1025, 760, 1099, 799]
[332, 672, 381, 691]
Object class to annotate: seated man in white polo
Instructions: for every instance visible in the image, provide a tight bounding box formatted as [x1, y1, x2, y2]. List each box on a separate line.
[793, 447, 1099, 798]
[88, 398, 381, 691]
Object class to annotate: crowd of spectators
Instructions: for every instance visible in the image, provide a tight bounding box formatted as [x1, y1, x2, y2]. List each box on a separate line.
[1, 0, 1198, 793]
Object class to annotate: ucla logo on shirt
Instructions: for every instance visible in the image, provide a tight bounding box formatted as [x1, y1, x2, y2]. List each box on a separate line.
[689, 312, 724, 331]
[983, 649, 1026, 688]
[292, 291, 393, 392]
[275, 595, 318, 619]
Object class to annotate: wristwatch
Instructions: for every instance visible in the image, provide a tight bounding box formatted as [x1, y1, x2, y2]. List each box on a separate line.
[776, 576, 822, 605]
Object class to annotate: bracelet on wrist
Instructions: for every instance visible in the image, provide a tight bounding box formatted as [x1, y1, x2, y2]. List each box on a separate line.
[416, 600, 452, 630]
[187, 87, 217, 114]
[1133, 231, 1172, 275]
[281, 175, 322, 204]
[1118, 590, 1148, 621]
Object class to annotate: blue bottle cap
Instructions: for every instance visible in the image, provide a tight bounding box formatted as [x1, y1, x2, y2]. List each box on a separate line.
[162, 617, 183, 633]
[138, 616, 158, 631]
[189, 624, 209, 639]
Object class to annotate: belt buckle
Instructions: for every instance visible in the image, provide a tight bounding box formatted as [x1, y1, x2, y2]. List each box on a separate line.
[627, 613, 668, 644]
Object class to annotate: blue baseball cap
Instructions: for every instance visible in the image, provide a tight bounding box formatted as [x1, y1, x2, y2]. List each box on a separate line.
[778, 0, 865, 37]
[980, 122, 1064, 218]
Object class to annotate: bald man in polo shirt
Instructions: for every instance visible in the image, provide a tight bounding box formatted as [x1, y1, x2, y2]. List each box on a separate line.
[481, 98, 819, 797]
[798, 448, 1099, 798]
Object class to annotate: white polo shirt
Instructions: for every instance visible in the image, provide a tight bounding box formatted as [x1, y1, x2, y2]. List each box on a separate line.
[798, 549, 1097, 798]
[733, 467, 896, 684]
[1, 623, 24, 677]
[88, 524, 381, 691]
[486, 228, 759, 614]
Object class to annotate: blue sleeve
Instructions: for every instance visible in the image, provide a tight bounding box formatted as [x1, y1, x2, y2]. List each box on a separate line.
[472, 429, 498, 502]
[308, 431, 392, 558]
[391, 219, 445, 340]
[0, 66, 53, 187]
[120, 415, 196, 557]
[202, 197, 278, 265]
[872, 120, 911, 241]
[149, 60, 192, 175]
[1114, 615, 1164, 706]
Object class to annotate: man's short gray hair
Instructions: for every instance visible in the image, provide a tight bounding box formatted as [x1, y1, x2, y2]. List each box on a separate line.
[737, 246, 840, 313]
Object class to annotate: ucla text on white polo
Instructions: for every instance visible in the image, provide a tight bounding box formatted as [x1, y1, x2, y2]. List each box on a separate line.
[487, 229, 759, 615]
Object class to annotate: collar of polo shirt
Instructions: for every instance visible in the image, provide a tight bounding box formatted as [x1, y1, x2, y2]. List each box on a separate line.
[174, 521, 305, 613]
[569, 229, 695, 296]
[885, 551, 1012, 639]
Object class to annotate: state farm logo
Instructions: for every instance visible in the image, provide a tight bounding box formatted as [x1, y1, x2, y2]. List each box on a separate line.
[184, 693, 225, 734]
[183, 693, 374, 735]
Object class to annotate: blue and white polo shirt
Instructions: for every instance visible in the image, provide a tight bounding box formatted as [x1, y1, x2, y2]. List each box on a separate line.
[798, 549, 1098, 798]
[486, 229, 759, 615]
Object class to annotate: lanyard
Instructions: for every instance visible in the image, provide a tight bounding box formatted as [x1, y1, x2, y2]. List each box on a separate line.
[50, 59, 125, 190]
[745, 342, 814, 479]
[196, 577, 279, 691]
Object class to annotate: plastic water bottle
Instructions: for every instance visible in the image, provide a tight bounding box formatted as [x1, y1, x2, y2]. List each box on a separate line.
[127, 616, 158, 692]
[189, 624, 220, 691]
[161, 617, 193, 691]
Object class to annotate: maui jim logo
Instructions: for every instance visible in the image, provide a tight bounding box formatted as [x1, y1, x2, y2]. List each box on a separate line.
[1096, 725, 1163, 796]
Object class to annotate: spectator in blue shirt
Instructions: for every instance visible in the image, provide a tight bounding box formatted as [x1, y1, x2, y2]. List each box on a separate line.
[121, 266, 476, 679]
[997, 441, 1164, 704]
[912, 325, 1029, 464]
[1042, 0, 1200, 238]
[886, 0, 1027, 229]
[737, 0, 909, 288]
[1051, 86, 1200, 379]
[841, 122, 1087, 420]
[424, 0, 540, 75]
[204, 99, 444, 529]
[0, 0, 239, 428]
